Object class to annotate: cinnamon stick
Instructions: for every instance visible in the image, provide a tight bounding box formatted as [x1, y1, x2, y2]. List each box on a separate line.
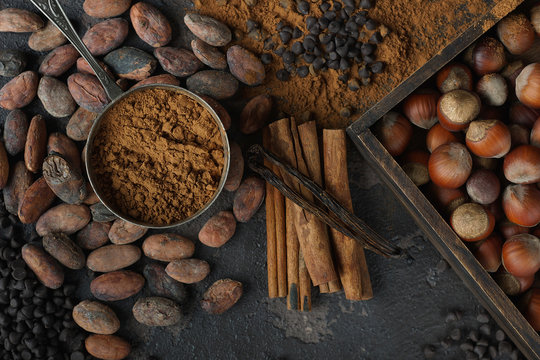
[286, 210, 299, 309]
[299, 248, 311, 311]
[263, 129, 278, 298]
[272, 155, 287, 298]
[323, 129, 373, 300]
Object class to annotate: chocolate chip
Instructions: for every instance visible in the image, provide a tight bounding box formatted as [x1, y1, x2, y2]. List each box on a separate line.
[495, 329, 505, 341]
[370, 61, 384, 73]
[344, 6, 355, 17]
[336, 45, 349, 57]
[319, 2, 331, 12]
[246, 19, 259, 32]
[297, 66, 309, 78]
[344, 0, 356, 6]
[324, 11, 337, 20]
[329, 21, 341, 34]
[334, 2, 342, 10]
[363, 54, 376, 63]
[291, 42, 304, 55]
[282, 50, 295, 64]
[361, 43, 375, 55]
[319, 17, 330, 29]
[328, 60, 339, 69]
[338, 73, 349, 83]
[348, 78, 360, 91]
[329, 51, 339, 60]
[365, 19, 378, 30]
[276, 20, 286, 30]
[346, 37, 357, 47]
[339, 9, 349, 20]
[354, 14, 367, 25]
[276, 69, 290, 81]
[313, 57, 325, 70]
[349, 30, 359, 38]
[345, 20, 358, 33]
[306, 16, 317, 29]
[292, 26, 303, 39]
[303, 37, 316, 51]
[280, 31, 292, 44]
[320, 33, 333, 44]
[340, 107, 351, 117]
[261, 53, 273, 64]
[297, 1, 309, 14]
[359, 0, 374, 8]
[274, 47, 286, 56]
[335, 37, 346, 47]
[263, 38, 275, 50]
[358, 66, 370, 78]
[313, 47, 322, 56]
[370, 32, 383, 44]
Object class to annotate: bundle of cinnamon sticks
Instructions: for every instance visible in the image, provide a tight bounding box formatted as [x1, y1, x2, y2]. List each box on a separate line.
[264, 118, 372, 311]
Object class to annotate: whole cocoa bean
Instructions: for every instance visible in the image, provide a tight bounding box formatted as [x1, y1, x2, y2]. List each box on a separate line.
[130, 2, 171, 47]
[24, 114, 47, 173]
[76, 57, 115, 78]
[131, 74, 180, 89]
[0, 49, 26, 77]
[186, 70, 238, 100]
[90, 270, 145, 301]
[4, 110, 28, 155]
[83, 18, 129, 56]
[142, 233, 195, 261]
[67, 73, 109, 113]
[108, 219, 148, 245]
[83, 0, 132, 18]
[83, 183, 100, 205]
[47, 132, 81, 171]
[132, 297, 181, 326]
[73, 300, 120, 335]
[233, 176, 265, 222]
[18, 177, 56, 223]
[0, 142, 9, 190]
[143, 263, 186, 303]
[0, 8, 44, 33]
[224, 142, 244, 191]
[38, 76, 76, 118]
[104, 47, 157, 81]
[0, 71, 39, 110]
[66, 107, 97, 141]
[42, 154, 87, 204]
[28, 21, 67, 52]
[85, 334, 131, 360]
[42, 232, 86, 269]
[39, 44, 79, 77]
[165, 259, 210, 284]
[116, 78, 131, 91]
[239, 94, 272, 134]
[154, 47, 202, 77]
[198, 94, 231, 130]
[184, 13, 231, 47]
[87, 244, 141, 272]
[90, 202, 118, 222]
[21, 244, 64, 289]
[227, 45, 265, 86]
[201, 278, 243, 314]
[36, 204, 91, 236]
[198, 211, 236, 247]
[191, 38, 227, 70]
[3, 161, 32, 215]
[76, 221, 111, 250]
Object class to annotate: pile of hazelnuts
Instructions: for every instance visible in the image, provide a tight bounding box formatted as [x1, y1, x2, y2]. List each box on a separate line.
[374, 7, 540, 332]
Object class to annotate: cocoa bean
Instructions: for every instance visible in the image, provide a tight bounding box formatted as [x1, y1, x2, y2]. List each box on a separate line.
[37, 76, 76, 118]
[116, 78, 131, 91]
[165, 259, 210, 284]
[201, 278, 243, 314]
[184, 13, 231, 47]
[42, 154, 87, 204]
[131, 74, 179, 89]
[227, 45, 265, 86]
[47, 132, 81, 171]
[24, 114, 47, 173]
[76, 57, 115, 79]
[0, 142, 9, 190]
[239, 94, 273, 134]
[66, 107, 97, 141]
[154, 47, 202, 77]
[3, 161, 32, 215]
[143, 263, 186, 303]
[142, 233, 195, 261]
[0, 8, 44, 33]
[4, 109, 28, 155]
[0, 49, 26, 77]
[39, 44, 79, 77]
[85, 334, 131, 360]
[108, 219, 148, 245]
[28, 21, 67, 52]
[130, 2, 171, 47]
[0, 71, 39, 110]
[224, 142, 244, 191]
[21, 244, 64, 289]
[191, 38, 227, 70]
[83, 18, 129, 56]
[233, 176, 265, 222]
[18, 177, 56, 224]
[36, 204, 91, 236]
[76, 221, 111, 250]
[104, 47, 157, 80]
[42, 232, 86, 270]
[67, 73, 109, 113]
[90, 202, 118, 222]
[86, 244, 141, 272]
[186, 70, 238, 100]
[83, 0, 132, 18]
[72, 300, 120, 335]
[198, 211, 236, 248]
[90, 270, 145, 301]
[83, 183, 100, 205]
[198, 94, 231, 130]
[132, 297, 181, 326]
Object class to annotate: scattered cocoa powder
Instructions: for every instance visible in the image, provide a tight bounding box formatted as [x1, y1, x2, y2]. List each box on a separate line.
[90, 87, 224, 225]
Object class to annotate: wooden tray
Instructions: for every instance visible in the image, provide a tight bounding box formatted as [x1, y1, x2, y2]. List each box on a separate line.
[347, 0, 540, 358]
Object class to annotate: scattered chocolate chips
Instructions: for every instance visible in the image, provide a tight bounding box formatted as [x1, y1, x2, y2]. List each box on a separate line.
[297, 1, 310, 14]
[260, 53, 273, 65]
[297, 66, 309, 78]
[276, 69, 290, 81]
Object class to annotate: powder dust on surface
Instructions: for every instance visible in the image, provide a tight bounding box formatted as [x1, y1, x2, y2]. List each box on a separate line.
[90, 87, 224, 225]
[194, 0, 496, 128]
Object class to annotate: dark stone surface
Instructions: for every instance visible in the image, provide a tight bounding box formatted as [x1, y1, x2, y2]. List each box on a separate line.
[0, 1, 522, 359]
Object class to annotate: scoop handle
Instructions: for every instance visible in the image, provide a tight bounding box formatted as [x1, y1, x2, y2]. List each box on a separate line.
[30, 0, 123, 101]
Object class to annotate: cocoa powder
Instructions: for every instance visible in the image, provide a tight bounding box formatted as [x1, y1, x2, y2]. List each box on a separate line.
[90, 87, 224, 225]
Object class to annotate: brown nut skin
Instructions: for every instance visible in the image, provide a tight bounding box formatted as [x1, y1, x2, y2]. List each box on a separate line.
[39, 44, 79, 77]
[103, 47, 157, 81]
[4, 161, 33, 215]
[224, 142, 244, 191]
[233, 177, 265, 222]
[73, 300, 120, 335]
[198, 94, 231, 130]
[36, 204, 91, 237]
[227, 45, 265, 86]
[85, 334, 131, 360]
[0, 142, 9, 190]
[28, 21, 66, 52]
[191, 38, 227, 70]
[130, 2, 172, 47]
[131, 74, 180, 89]
[154, 47, 203, 77]
[87, 244, 141, 272]
[24, 114, 47, 173]
[165, 259, 210, 284]
[18, 177, 56, 224]
[90, 270, 145, 301]
[0, 71, 39, 110]
[186, 70, 239, 100]
[184, 13, 231, 47]
[76, 221, 111, 250]
[0, 8, 44, 32]
[4, 110, 28, 156]
[47, 132, 82, 172]
[21, 244, 64, 289]
[66, 107, 98, 141]
[143, 263, 186, 303]
[199, 211, 236, 247]
[83, 18, 129, 56]
[67, 73, 110, 113]
[239, 94, 272, 134]
[201, 278, 243, 314]
[83, 0, 132, 18]
[37, 76, 77, 118]
[132, 297, 182, 326]
[108, 219, 148, 245]
[42, 232, 86, 270]
[142, 234, 195, 261]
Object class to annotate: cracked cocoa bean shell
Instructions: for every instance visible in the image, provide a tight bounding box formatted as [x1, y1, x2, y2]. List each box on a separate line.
[201, 279, 243, 314]
[24, 114, 47, 173]
[165, 259, 210, 284]
[191, 38, 227, 70]
[87, 244, 141, 272]
[239, 94, 273, 134]
[83, 0, 132, 18]
[186, 70, 238, 100]
[39, 44, 79, 77]
[22, 243, 64, 289]
[76, 221, 111, 250]
[42, 232, 86, 270]
[143, 263, 186, 303]
[0, 8, 44, 32]
[227, 45, 265, 86]
[3, 109, 28, 156]
[85, 335, 131, 360]
[83, 18, 129, 56]
[36, 203, 91, 236]
[0, 71, 38, 110]
[66, 107, 97, 141]
[198, 94, 231, 130]
[3, 161, 32, 215]
[233, 176, 265, 222]
[154, 47, 202, 77]
[184, 13, 231, 47]
[73, 300, 120, 334]
[91, 270, 145, 301]
[68, 73, 109, 113]
[38, 76, 76, 118]
[131, 74, 179, 89]
[42, 154, 87, 204]
[224, 142, 244, 191]
[47, 132, 82, 171]
[198, 211, 236, 247]
[132, 297, 181, 326]
[0, 49, 26, 77]
[130, 2, 171, 47]
[142, 233, 195, 261]
[18, 177, 56, 223]
[104, 47, 157, 80]
[28, 21, 67, 52]
[108, 219, 148, 245]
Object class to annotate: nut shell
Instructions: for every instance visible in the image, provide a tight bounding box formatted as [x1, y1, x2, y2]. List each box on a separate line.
[87, 244, 141, 272]
[90, 270, 145, 301]
[142, 233, 195, 261]
[73, 300, 120, 334]
[201, 278, 243, 314]
[132, 297, 181, 326]
[42, 232, 85, 270]
[85, 334, 131, 360]
[21, 244, 64, 289]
